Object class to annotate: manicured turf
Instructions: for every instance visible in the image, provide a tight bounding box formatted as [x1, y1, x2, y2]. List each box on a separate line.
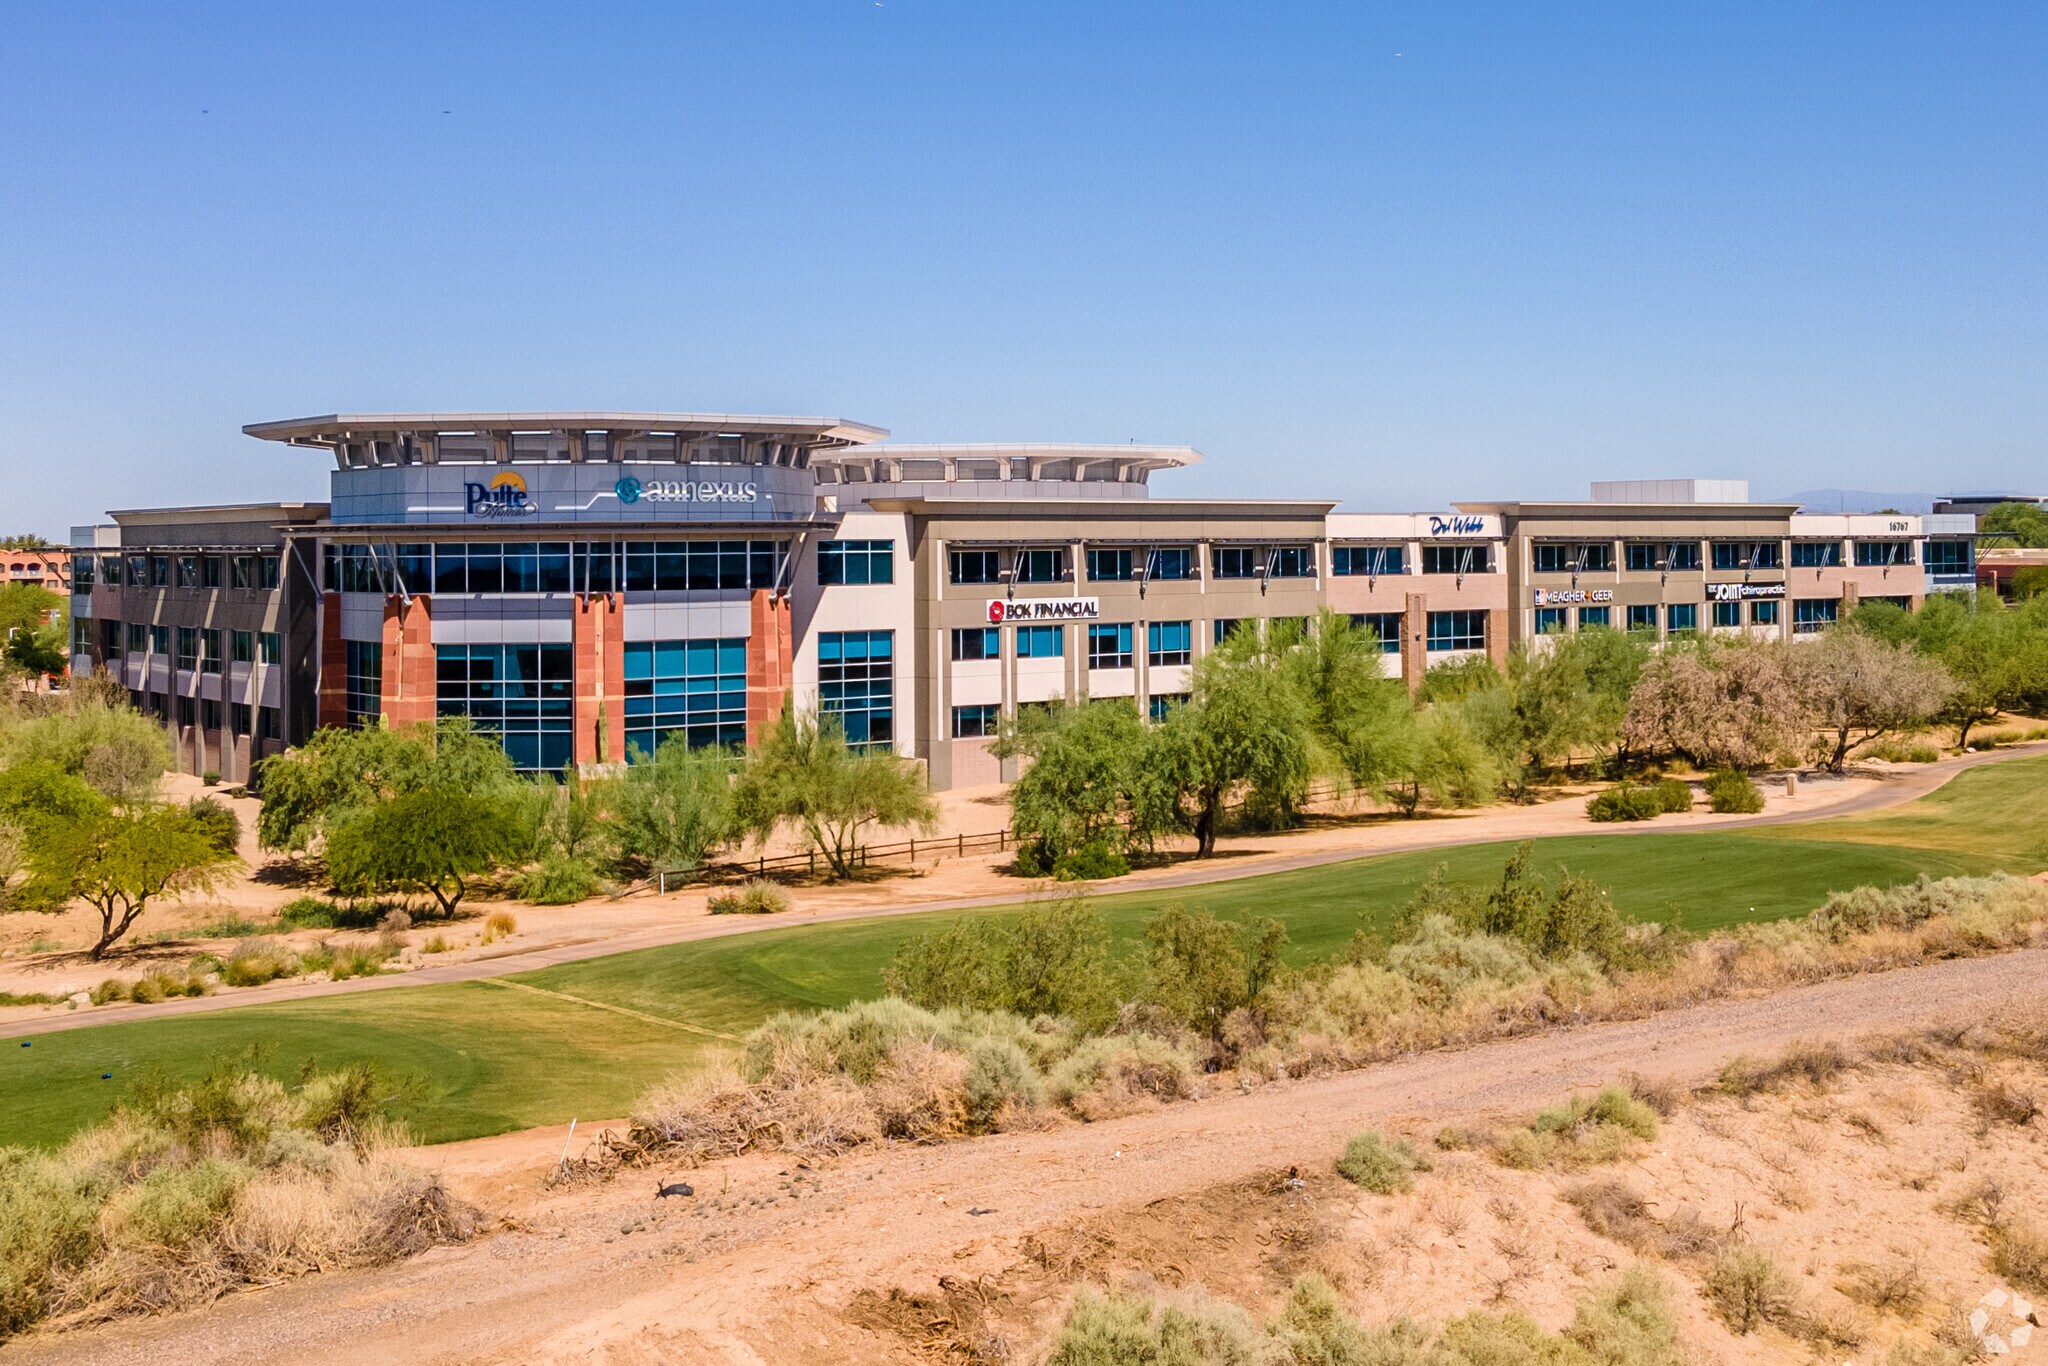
[4, 756, 2043, 1150]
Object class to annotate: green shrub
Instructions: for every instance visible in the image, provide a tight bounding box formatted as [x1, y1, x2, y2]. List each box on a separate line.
[200, 770, 221, 787]
[218, 942, 297, 987]
[1705, 769, 1765, 814]
[962, 1038, 1042, 1133]
[1568, 1265, 1684, 1363]
[1496, 1086, 1658, 1169]
[1336, 1131, 1427, 1194]
[1587, 785, 1665, 822]
[1051, 840, 1130, 881]
[89, 978, 128, 1005]
[885, 896, 1117, 1030]
[192, 914, 270, 939]
[1651, 777, 1693, 813]
[518, 854, 601, 905]
[707, 879, 792, 915]
[185, 796, 241, 856]
[277, 896, 343, 929]
[1045, 1286, 1266, 1366]
[1705, 1245, 1796, 1334]
[298, 940, 394, 982]
[0, 991, 60, 1007]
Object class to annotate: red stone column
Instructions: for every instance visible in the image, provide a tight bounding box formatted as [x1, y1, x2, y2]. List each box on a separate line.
[746, 590, 794, 744]
[573, 592, 625, 766]
[379, 594, 436, 731]
[317, 590, 348, 729]
[1486, 607, 1510, 668]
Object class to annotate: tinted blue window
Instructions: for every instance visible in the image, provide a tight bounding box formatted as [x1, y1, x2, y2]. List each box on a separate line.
[622, 638, 748, 757]
[819, 630, 894, 749]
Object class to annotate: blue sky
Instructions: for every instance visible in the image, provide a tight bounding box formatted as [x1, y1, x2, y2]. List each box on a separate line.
[3, 2, 2044, 536]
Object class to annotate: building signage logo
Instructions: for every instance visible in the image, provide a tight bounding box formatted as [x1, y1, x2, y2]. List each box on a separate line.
[1533, 588, 1612, 605]
[987, 598, 1101, 624]
[614, 476, 759, 506]
[1429, 515, 1489, 537]
[464, 471, 537, 518]
[1707, 582, 1787, 602]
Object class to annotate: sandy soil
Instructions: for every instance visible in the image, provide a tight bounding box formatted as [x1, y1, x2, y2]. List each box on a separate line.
[7, 945, 2045, 1365]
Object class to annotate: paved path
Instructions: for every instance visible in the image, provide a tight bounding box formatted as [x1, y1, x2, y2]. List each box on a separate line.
[3, 743, 2039, 1042]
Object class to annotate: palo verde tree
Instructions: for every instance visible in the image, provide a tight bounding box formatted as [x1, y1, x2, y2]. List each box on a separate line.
[255, 717, 518, 852]
[995, 698, 1165, 873]
[323, 785, 517, 918]
[609, 732, 736, 873]
[1277, 609, 1420, 801]
[1152, 629, 1311, 856]
[28, 804, 236, 957]
[733, 705, 937, 879]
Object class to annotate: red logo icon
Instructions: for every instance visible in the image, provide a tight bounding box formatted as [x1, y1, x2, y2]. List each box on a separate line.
[987, 601, 1006, 624]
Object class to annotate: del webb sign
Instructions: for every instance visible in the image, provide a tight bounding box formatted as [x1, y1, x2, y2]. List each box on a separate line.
[988, 598, 1101, 624]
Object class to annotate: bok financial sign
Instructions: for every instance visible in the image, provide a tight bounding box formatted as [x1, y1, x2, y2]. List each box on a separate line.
[987, 598, 1101, 624]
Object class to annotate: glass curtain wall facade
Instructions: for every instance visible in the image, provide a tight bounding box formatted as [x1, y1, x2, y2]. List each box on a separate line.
[623, 638, 748, 757]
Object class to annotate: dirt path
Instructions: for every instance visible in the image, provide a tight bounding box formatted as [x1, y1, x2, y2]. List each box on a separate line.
[9, 945, 2044, 1365]
[7, 744, 2037, 1043]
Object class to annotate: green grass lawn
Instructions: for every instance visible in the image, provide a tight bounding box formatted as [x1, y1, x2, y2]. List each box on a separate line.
[4, 756, 2042, 1151]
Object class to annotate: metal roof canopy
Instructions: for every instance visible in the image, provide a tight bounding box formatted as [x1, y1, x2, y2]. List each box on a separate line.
[243, 413, 890, 467]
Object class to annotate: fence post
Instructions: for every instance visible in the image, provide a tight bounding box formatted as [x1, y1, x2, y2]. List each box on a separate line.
[908, 837, 915, 860]
[957, 833, 963, 855]
[658, 870, 666, 895]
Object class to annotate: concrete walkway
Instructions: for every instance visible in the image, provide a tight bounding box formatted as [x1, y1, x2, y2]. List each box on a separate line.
[3, 743, 2039, 1042]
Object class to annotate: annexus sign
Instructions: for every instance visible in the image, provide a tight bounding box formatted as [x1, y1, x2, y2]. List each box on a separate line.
[987, 598, 1101, 624]
[614, 476, 759, 505]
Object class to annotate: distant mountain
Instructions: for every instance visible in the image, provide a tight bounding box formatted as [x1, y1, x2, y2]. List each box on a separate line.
[1771, 488, 1936, 514]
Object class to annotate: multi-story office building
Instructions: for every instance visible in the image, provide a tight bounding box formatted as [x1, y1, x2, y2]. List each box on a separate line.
[67, 416, 1976, 787]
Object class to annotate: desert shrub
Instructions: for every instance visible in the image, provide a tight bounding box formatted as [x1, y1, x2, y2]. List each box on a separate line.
[185, 796, 242, 857]
[0, 1062, 473, 1339]
[886, 896, 1118, 1030]
[277, 896, 343, 929]
[1886, 1342, 1972, 1366]
[1991, 1218, 2048, 1294]
[1387, 915, 1537, 1006]
[1587, 785, 1665, 822]
[1717, 1041, 1849, 1099]
[1495, 1086, 1657, 1170]
[420, 934, 450, 954]
[218, 942, 297, 988]
[1839, 1257, 1924, 1315]
[1050, 840, 1130, 882]
[962, 1037, 1043, 1133]
[1705, 769, 1765, 814]
[1268, 1274, 1385, 1362]
[123, 971, 208, 1004]
[518, 855, 601, 906]
[1044, 1285, 1266, 1366]
[1864, 741, 1941, 763]
[1392, 848, 1635, 971]
[1808, 874, 2047, 945]
[299, 940, 394, 981]
[1705, 1245, 1797, 1335]
[1566, 1265, 1683, 1364]
[1138, 904, 1288, 1043]
[1047, 1034, 1201, 1119]
[481, 910, 517, 944]
[1336, 1131, 1427, 1194]
[707, 880, 791, 916]
[1650, 777, 1693, 813]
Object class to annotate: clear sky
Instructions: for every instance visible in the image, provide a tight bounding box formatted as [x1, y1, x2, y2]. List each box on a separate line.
[3, 2, 2044, 537]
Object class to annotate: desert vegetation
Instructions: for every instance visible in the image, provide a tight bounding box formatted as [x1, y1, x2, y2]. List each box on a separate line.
[0, 1059, 477, 1341]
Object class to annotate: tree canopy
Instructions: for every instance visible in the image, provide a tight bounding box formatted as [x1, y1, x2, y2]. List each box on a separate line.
[325, 786, 517, 917]
[734, 707, 937, 878]
[28, 805, 236, 957]
[255, 718, 517, 853]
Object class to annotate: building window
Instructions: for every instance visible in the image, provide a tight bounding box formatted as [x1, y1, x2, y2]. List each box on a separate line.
[345, 640, 382, 728]
[1534, 607, 1568, 634]
[1349, 612, 1403, 653]
[1924, 540, 1972, 575]
[616, 540, 784, 593]
[199, 556, 223, 589]
[622, 638, 747, 757]
[1212, 546, 1314, 579]
[1086, 548, 1134, 582]
[148, 556, 169, 587]
[1790, 541, 1843, 568]
[230, 702, 251, 734]
[1534, 543, 1613, 573]
[1666, 603, 1699, 633]
[1853, 540, 1914, 567]
[437, 644, 573, 771]
[175, 627, 198, 671]
[200, 629, 222, 674]
[1625, 542, 1702, 571]
[951, 627, 1000, 662]
[1626, 604, 1658, 632]
[952, 704, 1000, 739]
[1211, 547, 1258, 579]
[1148, 693, 1189, 722]
[1212, 618, 1248, 646]
[1015, 548, 1067, 584]
[818, 630, 894, 748]
[1751, 599, 1780, 626]
[1420, 544, 1488, 575]
[1147, 620, 1192, 666]
[1579, 606, 1611, 629]
[1331, 545, 1403, 577]
[176, 695, 196, 727]
[1792, 598, 1838, 634]
[175, 555, 199, 589]
[259, 631, 280, 665]
[949, 549, 1001, 585]
[1712, 601, 1741, 628]
[150, 624, 170, 655]
[231, 555, 257, 590]
[1426, 610, 1485, 652]
[126, 623, 146, 654]
[258, 555, 281, 590]
[1016, 625, 1064, 658]
[818, 539, 894, 586]
[258, 706, 281, 741]
[1087, 623, 1133, 670]
[1269, 545, 1315, 578]
[201, 698, 222, 731]
[1146, 547, 1195, 580]
[1711, 541, 1783, 570]
[231, 630, 254, 664]
[73, 556, 95, 589]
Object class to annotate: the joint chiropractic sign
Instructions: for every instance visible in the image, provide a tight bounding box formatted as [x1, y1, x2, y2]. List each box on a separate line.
[987, 598, 1101, 624]
[1707, 582, 1787, 602]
